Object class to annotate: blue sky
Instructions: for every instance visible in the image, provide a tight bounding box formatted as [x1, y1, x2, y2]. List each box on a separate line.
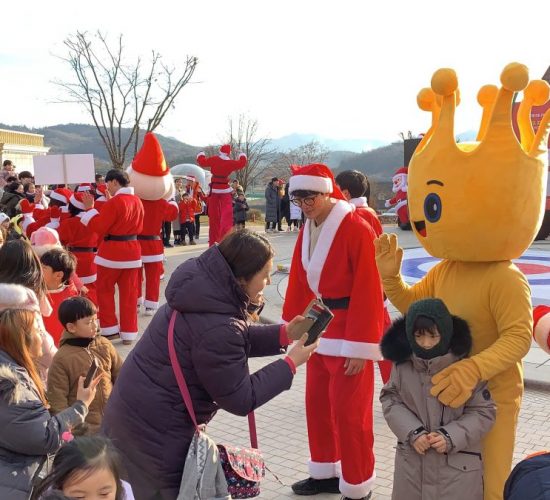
[1, 0, 549, 147]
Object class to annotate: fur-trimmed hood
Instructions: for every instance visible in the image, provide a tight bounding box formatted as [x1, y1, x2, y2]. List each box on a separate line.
[380, 314, 472, 364]
[0, 351, 32, 405]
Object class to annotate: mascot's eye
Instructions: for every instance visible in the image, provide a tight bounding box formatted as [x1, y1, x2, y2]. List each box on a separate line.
[424, 193, 442, 223]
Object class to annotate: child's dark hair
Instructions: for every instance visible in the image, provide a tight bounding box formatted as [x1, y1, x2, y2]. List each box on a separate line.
[40, 248, 76, 284]
[31, 436, 125, 500]
[58, 296, 97, 327]
[290, 189, 320, 198]
[413, 315, 439, 335]
[335, 170, 370, 199]
[105, 169, 129, 187]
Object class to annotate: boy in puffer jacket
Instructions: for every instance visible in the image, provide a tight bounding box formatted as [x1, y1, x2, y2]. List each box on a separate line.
[380, 298, 496, 500]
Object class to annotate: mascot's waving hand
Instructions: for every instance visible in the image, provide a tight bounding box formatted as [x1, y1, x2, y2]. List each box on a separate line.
[375, 63, 550, 500]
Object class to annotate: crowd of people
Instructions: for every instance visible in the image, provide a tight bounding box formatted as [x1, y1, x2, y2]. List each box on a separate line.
[0, 146, 545, 500]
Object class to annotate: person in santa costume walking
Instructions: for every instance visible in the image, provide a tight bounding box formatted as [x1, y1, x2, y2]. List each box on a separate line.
[57, 192, 100, 306]
[80, 169, 144, 345]
[196, 144, 247, 246]
[126, 132, 178, 317]
[282, 164, 384, 500]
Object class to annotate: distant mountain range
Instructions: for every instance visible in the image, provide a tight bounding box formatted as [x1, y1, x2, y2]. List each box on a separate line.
[270, 133, 388, 153]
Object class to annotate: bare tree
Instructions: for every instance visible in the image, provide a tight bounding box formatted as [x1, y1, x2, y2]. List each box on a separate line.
[55, 31, 198, 169]
[223, 115, 276, 192]
[262, 140, 330, 183]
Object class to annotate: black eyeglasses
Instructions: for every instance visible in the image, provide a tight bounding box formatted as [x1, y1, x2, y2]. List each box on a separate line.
[290, 194, 320, 207]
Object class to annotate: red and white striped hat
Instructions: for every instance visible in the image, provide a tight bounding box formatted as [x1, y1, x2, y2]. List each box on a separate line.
[77, 183, 93, 192]
[288, 163, 346, 200]
[49, 188, 72, 204]
[69, 192, 86, 211]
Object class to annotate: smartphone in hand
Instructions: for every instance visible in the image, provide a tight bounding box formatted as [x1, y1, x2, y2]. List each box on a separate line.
[83, 358, 99, 388]
[302, 300, 334, 346]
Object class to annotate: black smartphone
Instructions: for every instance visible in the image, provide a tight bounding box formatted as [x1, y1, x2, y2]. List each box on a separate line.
[83, 358, 99, 388]
[303, 300, 334, 346]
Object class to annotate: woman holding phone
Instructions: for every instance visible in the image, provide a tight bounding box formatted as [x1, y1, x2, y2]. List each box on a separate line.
[103, 229, 317, 499]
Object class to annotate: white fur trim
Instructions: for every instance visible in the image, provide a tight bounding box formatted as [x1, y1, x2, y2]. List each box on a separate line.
[80, 208, 99, 226]
[211, 187, 233, 194]
[301, 200, 352, 296]
[339, 472, 375, 499]
[94, 256, 142, 269]
[308, 460, 341, 479]
[101, 324, 119, 336]
[238, 153, 247, 160]
[120, 331, 138, 341]
[289, 175, 332, 194]
[21, 214, 35, 233]
[46, 220, 60, 230]
[69, 195, 86, 210]
[534, 312, 550, 355]
[341, 340, 382, 360]
[141, 254, 164, 263]
[49, 191, 68, 204]
[115, 186, 134, 196]
[143, 299, 159, 309]
[79, 274, 97, 285]
[196, 152, 206, 159]
[218, 153, 230, 160]
[349, 197, 367, 208]
[395, 199, 408, 211]
[77, 185, 91, 191]
[96, 195, 107, 202]
[169, 200, 178, 208]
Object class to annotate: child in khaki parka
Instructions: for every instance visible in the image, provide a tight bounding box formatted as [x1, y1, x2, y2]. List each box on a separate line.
[380, 299, 496, 500]
[47, 297, 123, 435]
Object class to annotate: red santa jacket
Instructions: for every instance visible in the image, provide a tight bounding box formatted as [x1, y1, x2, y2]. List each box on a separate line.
[140, 199, 179, 263]
[196, 152, 247, 193]
[43, 282, 79, 347]
[178, 199, 198, 223]
[534, 305, 550, 354]
[80, 187, 144, 269]
[349, 197, 383, 236]
[282, 200, 384, 360]
[58, 215, 100, 283]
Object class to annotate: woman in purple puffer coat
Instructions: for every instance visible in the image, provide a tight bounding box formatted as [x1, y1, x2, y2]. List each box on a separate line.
[102, 229, 316, 499]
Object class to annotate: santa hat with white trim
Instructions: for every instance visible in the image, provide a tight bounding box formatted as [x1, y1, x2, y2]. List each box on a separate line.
[49, 188, 72, 205]
[77, 183, 93, 192]
[69, 192, 86, 211]
[288, 163, 346, 200]
[30, 226, 62, 257]
[533, 305, 550, 354]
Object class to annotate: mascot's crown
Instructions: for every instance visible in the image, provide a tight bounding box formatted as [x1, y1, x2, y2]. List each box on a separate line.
[408, 63, 550, 262]
[414, 63, 550, 166]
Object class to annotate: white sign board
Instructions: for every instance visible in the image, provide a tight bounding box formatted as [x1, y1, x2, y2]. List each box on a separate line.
[33, 154, 95, 185]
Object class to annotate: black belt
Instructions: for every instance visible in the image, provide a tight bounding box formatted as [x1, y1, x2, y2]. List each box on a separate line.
[322, 297, 350, 310]
[68, 246, 97, 253]
[137, 235, 161, 241]
[104, 234, 137, 241]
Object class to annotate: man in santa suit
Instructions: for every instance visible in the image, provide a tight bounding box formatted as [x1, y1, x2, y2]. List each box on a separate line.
[80, 169, 144, 345]
[385, 166, 411, 230]
[126, 132, 178, 316]
[196, 144, 247, 246]
[57, 192, 100, 306]
[533, 305, 550, 354]
[335, 169, 392, 384]
[282, 164, 384, 500]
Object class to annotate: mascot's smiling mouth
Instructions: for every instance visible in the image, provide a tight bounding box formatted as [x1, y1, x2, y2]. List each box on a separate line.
[414, 220, 427, 237]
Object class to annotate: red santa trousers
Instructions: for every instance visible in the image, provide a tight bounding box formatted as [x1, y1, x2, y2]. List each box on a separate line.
[306, 353, 375, 499]
[208, 192, 233, 246]
[138, 261, 163, 310]
[96, 265, 140, 342]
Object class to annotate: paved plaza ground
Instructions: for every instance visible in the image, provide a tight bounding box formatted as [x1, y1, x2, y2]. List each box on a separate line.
[115, 224, 550, 499]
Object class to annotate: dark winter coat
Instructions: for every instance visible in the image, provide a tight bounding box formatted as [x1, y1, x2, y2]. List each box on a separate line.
[0, 190, 23, 217]
[504, 452, 550, 500]
[380, 317, 496, 500]
[264, 183, 281, 222]
[233, 197, 249, 223]
[0, 350, 88, 500]
[102, 245, 294, 498]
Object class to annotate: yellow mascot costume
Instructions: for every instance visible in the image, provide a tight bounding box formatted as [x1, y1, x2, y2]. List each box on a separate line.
[375, 63, 550, 500]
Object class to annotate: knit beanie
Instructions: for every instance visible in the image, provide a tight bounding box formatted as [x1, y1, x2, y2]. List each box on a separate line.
[405, 298, 454, 359]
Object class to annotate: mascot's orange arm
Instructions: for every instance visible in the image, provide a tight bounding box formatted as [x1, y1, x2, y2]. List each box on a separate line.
[471, 264, 532, 381]
[381, 265, 437, 314]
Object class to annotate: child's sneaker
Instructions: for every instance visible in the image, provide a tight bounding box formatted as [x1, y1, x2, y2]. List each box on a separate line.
[190, 240, 197, 245]
[182, 241, 187, 246]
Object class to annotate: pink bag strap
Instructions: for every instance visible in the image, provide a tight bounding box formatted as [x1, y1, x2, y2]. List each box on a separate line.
[168, 310, 259, 448]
